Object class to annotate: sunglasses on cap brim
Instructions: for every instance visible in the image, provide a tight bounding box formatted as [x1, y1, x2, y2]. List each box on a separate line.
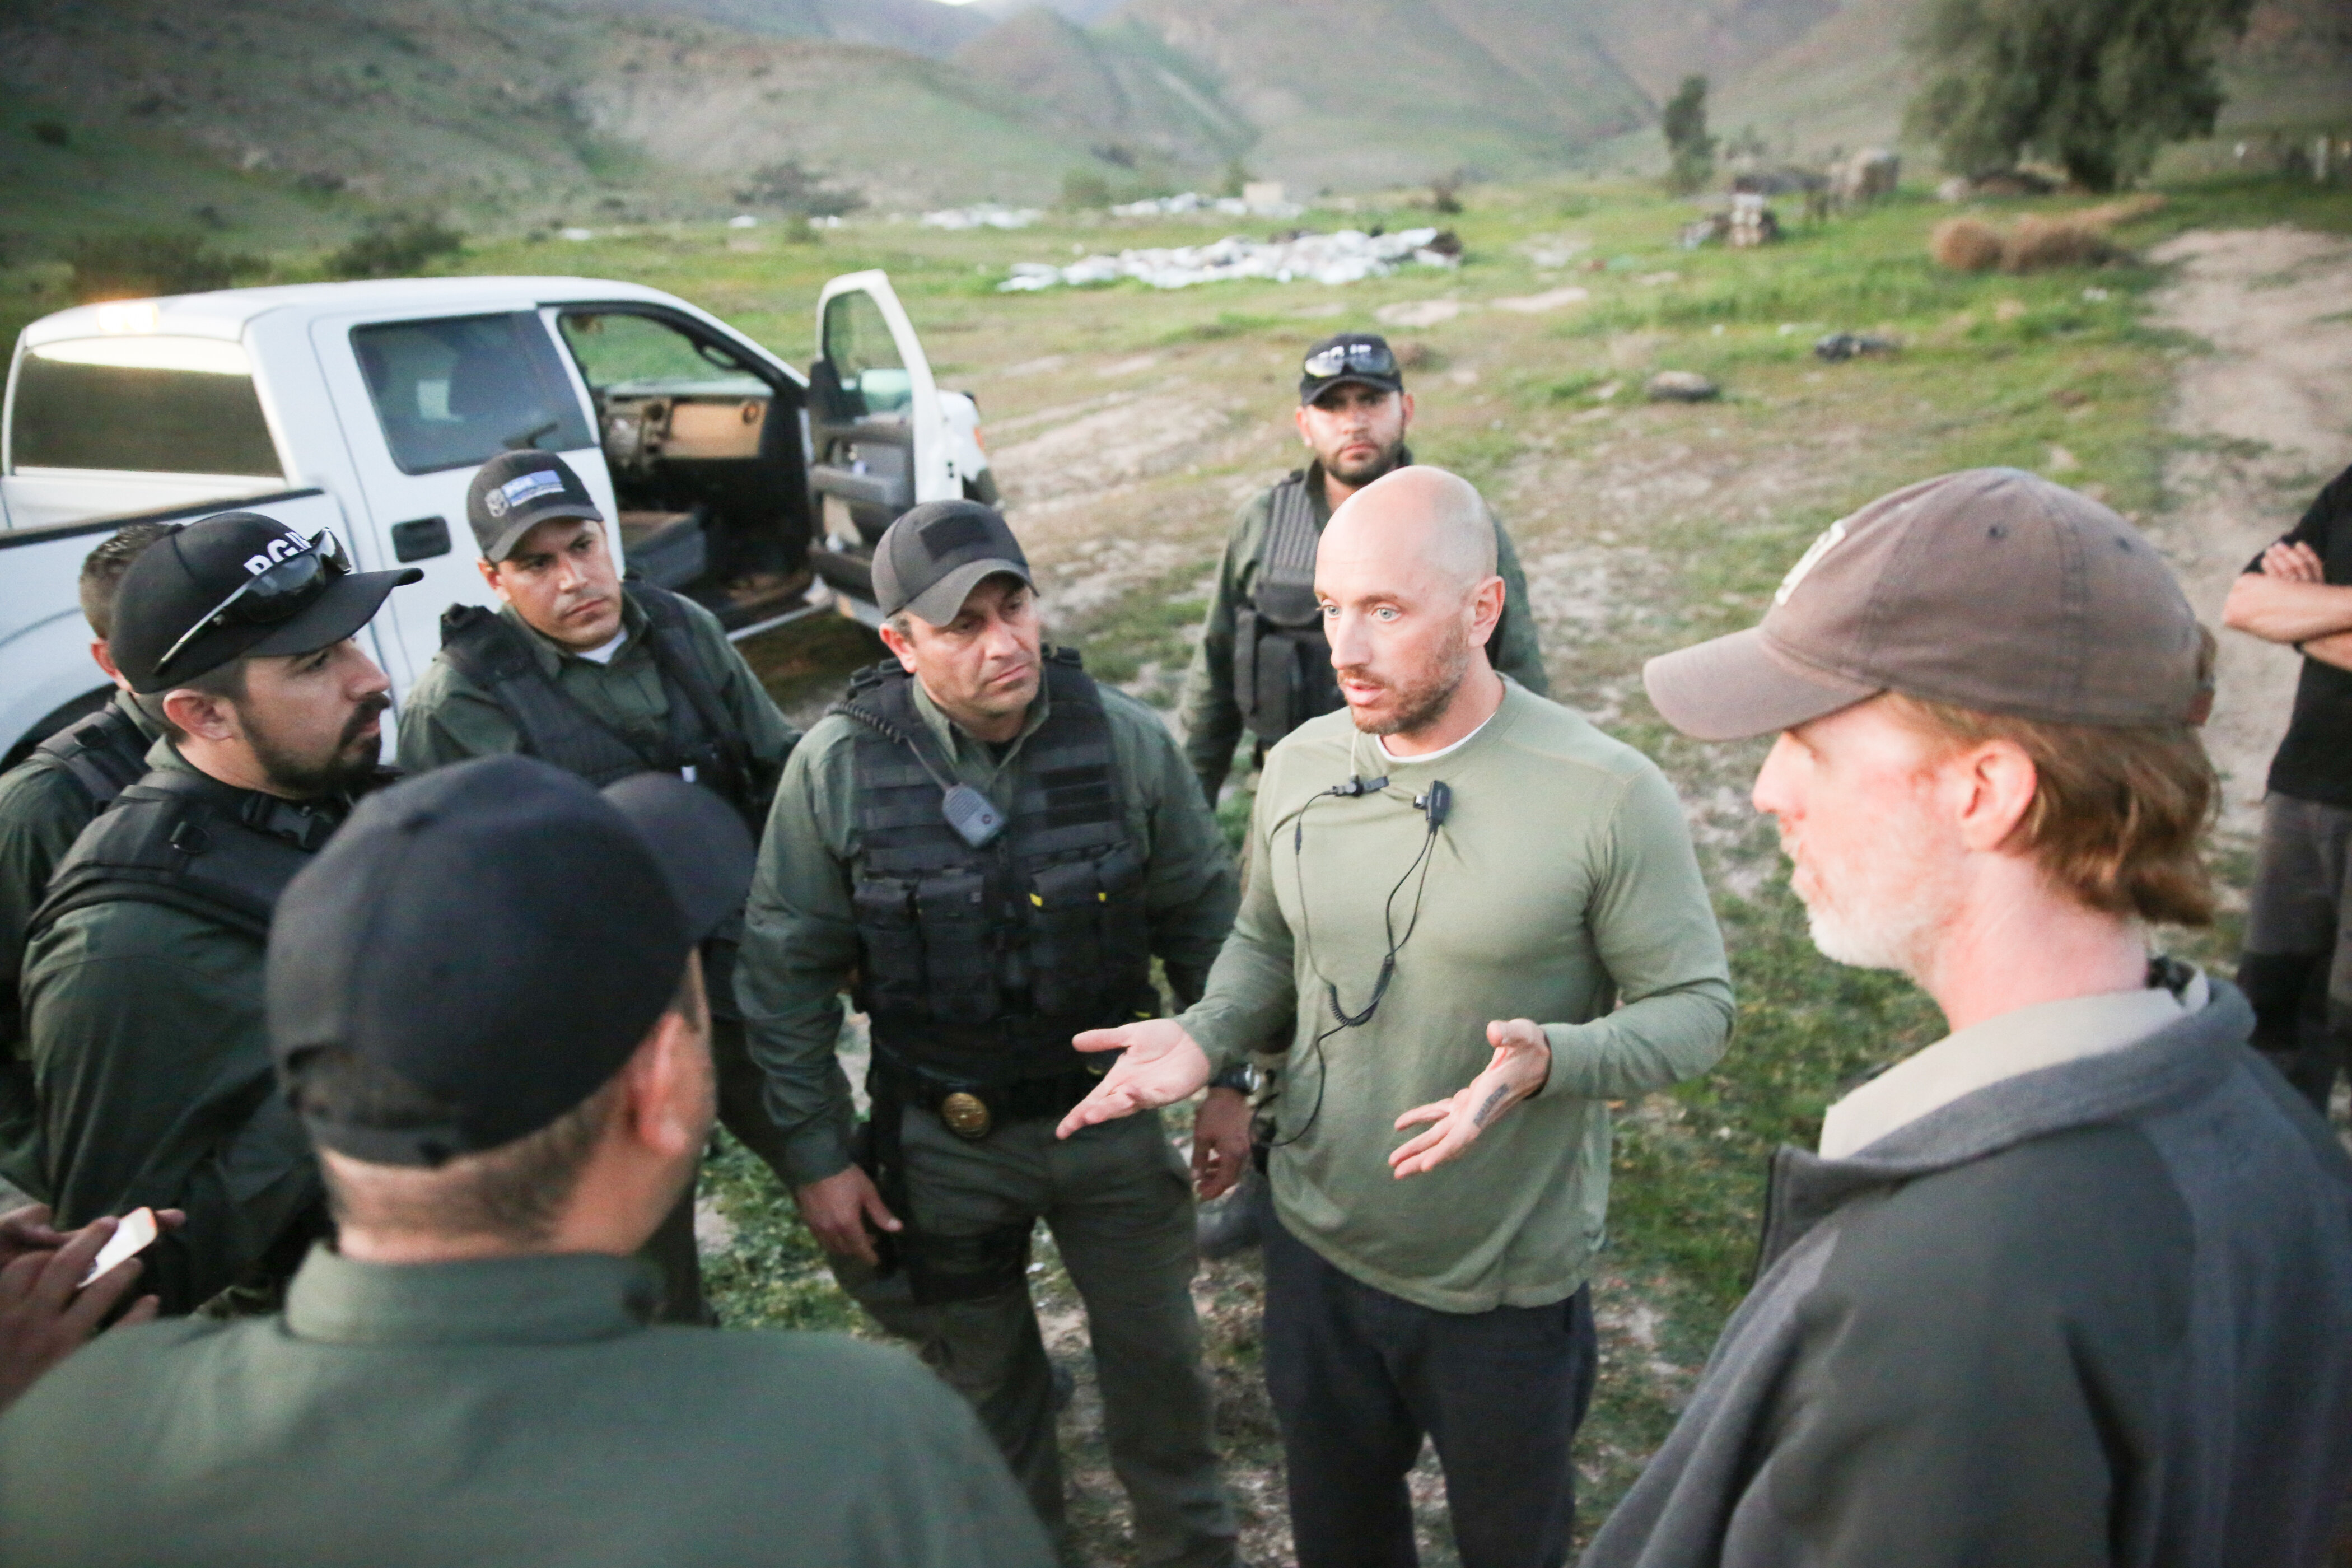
[1301, 341, 1398, 380]
[152, 528, 354, 682]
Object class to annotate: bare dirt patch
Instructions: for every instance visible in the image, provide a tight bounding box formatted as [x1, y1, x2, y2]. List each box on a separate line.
[2144, 227, 2352, 832]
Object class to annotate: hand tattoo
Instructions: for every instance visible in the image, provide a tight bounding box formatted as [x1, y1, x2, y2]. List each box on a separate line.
[1471, 1082, 1514, 1128]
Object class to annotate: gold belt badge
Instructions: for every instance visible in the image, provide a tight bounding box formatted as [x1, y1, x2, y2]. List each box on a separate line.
[940, 1091, 993, 1140]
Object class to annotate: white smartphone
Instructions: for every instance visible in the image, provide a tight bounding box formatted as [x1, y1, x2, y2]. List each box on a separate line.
[79, 1207, 158, 1288]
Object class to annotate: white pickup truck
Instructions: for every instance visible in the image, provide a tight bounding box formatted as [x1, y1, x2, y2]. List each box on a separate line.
[0, 269, 992, 765]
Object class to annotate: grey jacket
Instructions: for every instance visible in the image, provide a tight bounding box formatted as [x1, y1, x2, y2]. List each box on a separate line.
[1584, 981, 2352, 1568]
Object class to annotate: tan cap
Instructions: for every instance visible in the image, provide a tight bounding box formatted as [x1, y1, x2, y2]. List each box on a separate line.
[1644, 468, 2210, 741]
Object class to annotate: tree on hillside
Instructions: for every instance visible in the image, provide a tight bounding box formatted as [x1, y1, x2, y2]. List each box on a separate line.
[1661, 76, 1716, 194]
[1905, 0, 2257, 190]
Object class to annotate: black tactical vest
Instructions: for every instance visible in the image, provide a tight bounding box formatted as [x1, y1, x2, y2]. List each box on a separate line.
[436, 584, 768, 830]
[836, 651, 1155, 1086]
[29, 768, 352, 946]
[1233, 471, 1343, 744]
[29, 699, 153, 815]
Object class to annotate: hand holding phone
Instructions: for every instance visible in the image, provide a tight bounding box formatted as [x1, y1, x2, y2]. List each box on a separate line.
[78, 1207, 158, 1289]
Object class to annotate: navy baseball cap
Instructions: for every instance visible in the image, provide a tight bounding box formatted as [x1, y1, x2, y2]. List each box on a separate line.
[872, 500, 1034, 624]
[268, 755, 753, 1168]
[1299, 332, 1403, 405]
[110, 512, 419, 693]
[466, 450, 604, 563]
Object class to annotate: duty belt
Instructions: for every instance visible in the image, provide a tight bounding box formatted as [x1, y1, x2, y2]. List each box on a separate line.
[869, 1056, 1110, 1142]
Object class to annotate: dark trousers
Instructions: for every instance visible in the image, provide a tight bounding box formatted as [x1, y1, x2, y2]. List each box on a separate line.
[641, 1015, 801, 1324]
[2239, 794, 2352, 1113]
[1263, 1211, 1597, 1568]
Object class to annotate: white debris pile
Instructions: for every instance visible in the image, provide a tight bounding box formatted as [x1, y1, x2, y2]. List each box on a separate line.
[921, 204, 1043, 231]
[1110, 189, 1305, 220]
[1001, 227, 1452, 292]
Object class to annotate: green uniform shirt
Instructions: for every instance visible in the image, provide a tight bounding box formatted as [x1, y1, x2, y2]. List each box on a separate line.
[0, 1245, 1054, 1568]
[738, 666, 1240, 1188]
[395, 591, 801, 787]
[1181, 682, 1734, 1313]
[17, 738, 329, 1312]
[1177, 459, 1551, 798]
[0, 693, 161, 1185]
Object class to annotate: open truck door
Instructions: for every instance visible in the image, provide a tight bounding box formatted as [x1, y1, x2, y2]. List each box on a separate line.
[806, 272, 958, 626]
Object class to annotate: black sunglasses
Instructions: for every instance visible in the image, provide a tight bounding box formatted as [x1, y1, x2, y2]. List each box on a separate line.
[153, 528, 353, 681]
[1302, 340, 1397, 380]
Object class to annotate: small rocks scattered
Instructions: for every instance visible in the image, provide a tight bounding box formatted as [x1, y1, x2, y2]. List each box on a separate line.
[1646, 371, 1720, 403]
[1813, 332, 1900, 362]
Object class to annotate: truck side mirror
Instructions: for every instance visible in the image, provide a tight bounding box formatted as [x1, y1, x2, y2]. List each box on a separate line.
[808, 357, 855, 424]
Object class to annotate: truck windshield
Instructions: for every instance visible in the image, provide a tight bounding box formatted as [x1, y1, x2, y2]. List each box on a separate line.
[351, 312, 592, 475]
[10, 337, 281, 477]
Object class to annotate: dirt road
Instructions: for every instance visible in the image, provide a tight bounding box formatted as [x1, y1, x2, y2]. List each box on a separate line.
[2146, 227, 2352, 836]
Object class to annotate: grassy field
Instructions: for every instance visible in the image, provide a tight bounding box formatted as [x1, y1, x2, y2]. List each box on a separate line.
[12, 169, 2350, 1562]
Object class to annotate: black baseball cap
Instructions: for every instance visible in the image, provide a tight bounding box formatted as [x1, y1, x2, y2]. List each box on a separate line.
[110, 512, 420, 694]
[466, 450, 604, 563]
[1299, 332, 1403, 405]
[267, 754, 754, 1168]
[872, 500, 1034, 624]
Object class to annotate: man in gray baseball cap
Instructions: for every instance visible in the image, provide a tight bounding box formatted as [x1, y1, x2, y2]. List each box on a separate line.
[737, 500, 1247, 1563]
[1584, 468, 2352, 1567]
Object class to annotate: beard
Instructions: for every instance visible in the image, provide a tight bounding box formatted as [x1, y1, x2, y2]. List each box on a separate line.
[244, 693, 390, 799]
[1786, 829, 1958, 979]
[1341, 620, 1475, 739]
[1324, 437, 1407, 488]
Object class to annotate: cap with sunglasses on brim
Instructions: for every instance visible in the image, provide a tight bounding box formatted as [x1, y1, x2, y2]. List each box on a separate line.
[872, 500, 1035, 626]
[110, 512, 422, 695]
[268, 754, 755, 1168]
[466, 449, 605, 563]
[1642, 467, 2213, 742]
[1299, 332, 1404, 405]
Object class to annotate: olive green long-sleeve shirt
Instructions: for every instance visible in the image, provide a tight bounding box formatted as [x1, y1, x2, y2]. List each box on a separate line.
[394, 590, 800, 792]
[0, 1246, 1053, 1568]
[737, 665, 1239, 1189]
[17, 739, 330, 1313]
[1178, 459, 1550, 799]
[0, 693, 161, 1188]
[1180, 681, 1734, 1313]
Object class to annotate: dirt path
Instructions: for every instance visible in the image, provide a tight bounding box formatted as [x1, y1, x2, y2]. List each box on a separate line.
[2145, 227, 2352, 836]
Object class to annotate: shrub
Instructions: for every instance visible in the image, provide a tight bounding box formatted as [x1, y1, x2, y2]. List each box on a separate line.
[1060, 167, 1113, 211]
[31, 120, 69, 148]
[67, 231, 258, 301]
[326, 212, 464, 279]
[732, 159, 864, 218]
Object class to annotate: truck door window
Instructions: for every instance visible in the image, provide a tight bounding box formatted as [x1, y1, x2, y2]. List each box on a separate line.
[10, 337, 281, 477]
[821, 291, 911, 416]
[349, 313, 591, 475]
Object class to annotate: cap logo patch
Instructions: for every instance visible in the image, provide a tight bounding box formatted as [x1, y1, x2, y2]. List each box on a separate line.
[920, 512, 992, 557]
[242, 534, 306, 576]
[485, 469, 566, 519]
[1774, 521, 1847, 606]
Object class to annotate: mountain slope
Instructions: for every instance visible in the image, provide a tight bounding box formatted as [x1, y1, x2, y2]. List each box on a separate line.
[950, 8, 1252, 166]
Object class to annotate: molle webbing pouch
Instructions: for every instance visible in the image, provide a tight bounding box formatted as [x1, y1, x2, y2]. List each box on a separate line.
[1236, 474, 1342, 741]
[902, 1221, 1035, 1305]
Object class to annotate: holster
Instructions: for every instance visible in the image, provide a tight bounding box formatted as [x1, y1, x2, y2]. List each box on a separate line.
[855, 1068, 1035, 1307]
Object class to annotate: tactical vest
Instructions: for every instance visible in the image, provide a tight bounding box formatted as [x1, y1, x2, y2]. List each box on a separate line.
[29, 700, 153, 815]
[836, 651, 1155, 1087]
[436, 584, 767, 830]
[1233, 471, 1343, 744]
[28, 769, 348, 946]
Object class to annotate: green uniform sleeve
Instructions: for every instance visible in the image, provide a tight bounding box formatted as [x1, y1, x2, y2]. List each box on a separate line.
[1175, 746, 1305, 1072]
[1487, 508, 1551, 698]
[682, 596, 802, 786]
[735, 724, 863, 1188]
[22, 911, 322, 1314]
[1104, 693, 1239, 1006]
[393, 656, 526, 774]
[1538, 764, 1733, 1099]
[1177, 497, 1263, 804]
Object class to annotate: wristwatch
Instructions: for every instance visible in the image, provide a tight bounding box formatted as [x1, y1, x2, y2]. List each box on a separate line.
[1208, 1062, 1257, 1094]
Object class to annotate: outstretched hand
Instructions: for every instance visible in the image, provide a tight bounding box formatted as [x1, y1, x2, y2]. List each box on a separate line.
[1057, 1019, 1214, 1139]
[1388, 1018, 1553, 1178]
